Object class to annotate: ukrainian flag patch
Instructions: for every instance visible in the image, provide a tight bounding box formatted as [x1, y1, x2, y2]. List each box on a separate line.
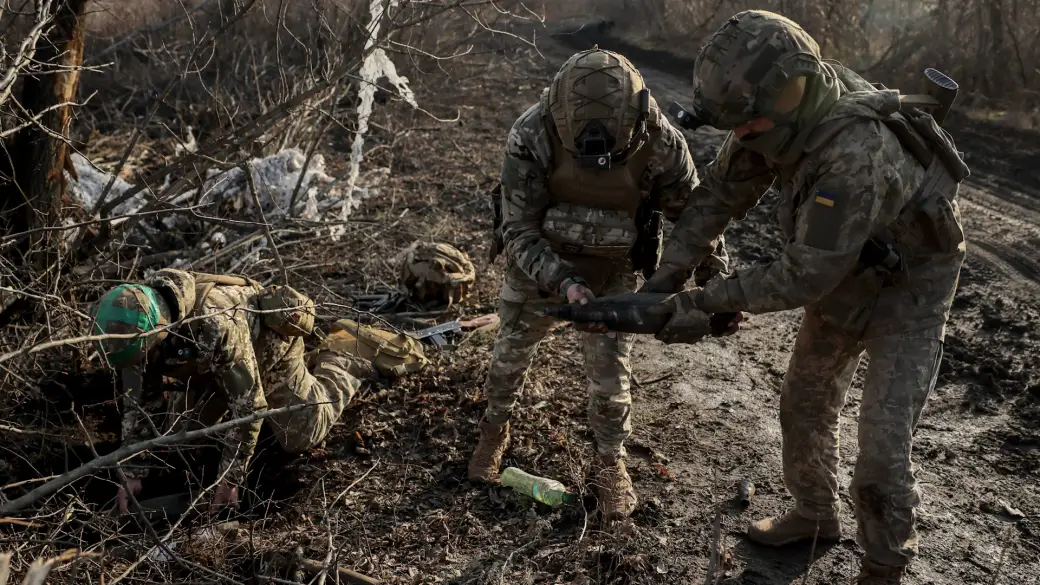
[814, 192, 836, 207]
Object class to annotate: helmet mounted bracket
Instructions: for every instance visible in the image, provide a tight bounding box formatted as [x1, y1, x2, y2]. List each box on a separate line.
[575, 87, 652, 170]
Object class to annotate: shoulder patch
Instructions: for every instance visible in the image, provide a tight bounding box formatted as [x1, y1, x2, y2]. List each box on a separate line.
[813, 191, 836, 207]
[801, 188, 843, 251]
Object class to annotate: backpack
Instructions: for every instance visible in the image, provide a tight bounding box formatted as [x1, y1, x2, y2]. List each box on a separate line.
[322, 319, 429, 378]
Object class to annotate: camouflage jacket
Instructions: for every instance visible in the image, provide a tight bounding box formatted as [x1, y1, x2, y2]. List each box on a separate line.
[122, 273, 291, 486]
[500, 92, 726, 296]
[659, 90, 965, 339]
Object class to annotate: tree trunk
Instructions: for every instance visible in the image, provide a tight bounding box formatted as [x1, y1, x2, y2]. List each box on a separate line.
[1, 0, 87, 269]
[988, 0, 1009, 95]
[0, 0, 87, 326]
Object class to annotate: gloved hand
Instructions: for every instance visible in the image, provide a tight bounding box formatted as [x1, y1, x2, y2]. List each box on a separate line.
[710, 311, 743, 336]
[645, 289, 711, 344]
[645, 288, 743, 343]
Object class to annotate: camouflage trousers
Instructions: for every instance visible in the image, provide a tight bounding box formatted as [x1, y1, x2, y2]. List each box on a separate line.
[169, 342, 366, 454]
[781, 305, 943, 567]
[484, 267, 636, 457]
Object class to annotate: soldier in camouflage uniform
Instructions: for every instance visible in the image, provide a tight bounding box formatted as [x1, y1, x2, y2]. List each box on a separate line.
[90, 269, 380, 513]
[639, 11, 969, 584]
[469, 47, 728, 524]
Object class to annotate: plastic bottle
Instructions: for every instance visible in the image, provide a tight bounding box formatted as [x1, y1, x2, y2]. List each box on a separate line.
[500, 467, 575, 507]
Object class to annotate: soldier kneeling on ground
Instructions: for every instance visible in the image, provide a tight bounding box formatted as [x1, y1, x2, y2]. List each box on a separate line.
[89, 269, 416, 514]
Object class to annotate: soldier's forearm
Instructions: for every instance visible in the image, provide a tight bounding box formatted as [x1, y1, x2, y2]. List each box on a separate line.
[700, 248, 854, 313]
[503, 226, 577, 293]
[218, 419, 261, 485]
[659, 192, 739, 272]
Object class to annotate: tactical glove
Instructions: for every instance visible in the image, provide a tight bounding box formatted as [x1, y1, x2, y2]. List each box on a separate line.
[645, 290, 711, 344]
[645, 288, 743, 343]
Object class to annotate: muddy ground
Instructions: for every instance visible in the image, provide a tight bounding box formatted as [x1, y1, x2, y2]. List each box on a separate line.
[4, 16, 1038, 585]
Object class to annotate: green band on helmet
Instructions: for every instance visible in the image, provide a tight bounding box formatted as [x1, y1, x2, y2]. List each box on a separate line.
[93, 284, 165, 366]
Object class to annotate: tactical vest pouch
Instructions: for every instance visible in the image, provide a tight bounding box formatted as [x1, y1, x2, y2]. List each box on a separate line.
[258, 285, 316, 337]
[324, 319, 429, 378]
[883, 158, 965, 257]
[541, 203, 639, 258]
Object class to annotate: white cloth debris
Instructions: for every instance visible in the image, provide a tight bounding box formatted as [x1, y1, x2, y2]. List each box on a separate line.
[331, 0, 415, 240]
[66, 149, 387, 224]
[67, 153, 151, 217]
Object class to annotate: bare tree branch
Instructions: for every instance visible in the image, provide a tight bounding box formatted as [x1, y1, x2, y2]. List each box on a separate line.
[0, 0, 58, 109]
[0, 401, 322, 516]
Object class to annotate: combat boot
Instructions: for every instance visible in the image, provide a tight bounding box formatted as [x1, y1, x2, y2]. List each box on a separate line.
[593, 454, 637, 525]
[746, 509, 841, 547]
[467, 419, 510, 483]
[854, 559, 904, 584]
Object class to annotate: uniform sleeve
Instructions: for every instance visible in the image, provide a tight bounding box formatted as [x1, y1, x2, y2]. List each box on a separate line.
[193, 309, 267, 487]
[120, 373, 168, 480]
[500, 120, 582, 294]
[698, 123, 894, 314]
[658, 133, 776, 274]
[648, 120, 699, 222]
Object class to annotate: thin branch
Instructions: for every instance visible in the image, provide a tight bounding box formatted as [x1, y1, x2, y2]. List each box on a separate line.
[0, 0, 57, 108]
[0, 204, 211, 247]
[703, 504, 725, 585]
[90, 0, 264, 215]
[0, 401, 322, 516]
[799, 522, 823, 585]
[0, 97, 91, 139]
[244, 161, 289, 285]
[0, 308, 234, 365]
[0, 301, 309, 366]
[86, 0, 222, 64]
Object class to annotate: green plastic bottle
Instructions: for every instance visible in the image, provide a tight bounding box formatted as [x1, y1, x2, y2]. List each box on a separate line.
[500, 467, 575, 507]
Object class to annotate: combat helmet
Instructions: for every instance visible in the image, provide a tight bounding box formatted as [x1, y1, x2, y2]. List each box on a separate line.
[545, 46, 652, 169]
[91, 283, 173, 367]
[691, 10, 825, 130]
[398, 241, 476, 308]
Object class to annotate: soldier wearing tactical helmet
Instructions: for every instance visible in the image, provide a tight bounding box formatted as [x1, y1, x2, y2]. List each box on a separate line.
[639, 10, 969, 583]
[470, 46, 729, 526]
[90, 269, 384, 514]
